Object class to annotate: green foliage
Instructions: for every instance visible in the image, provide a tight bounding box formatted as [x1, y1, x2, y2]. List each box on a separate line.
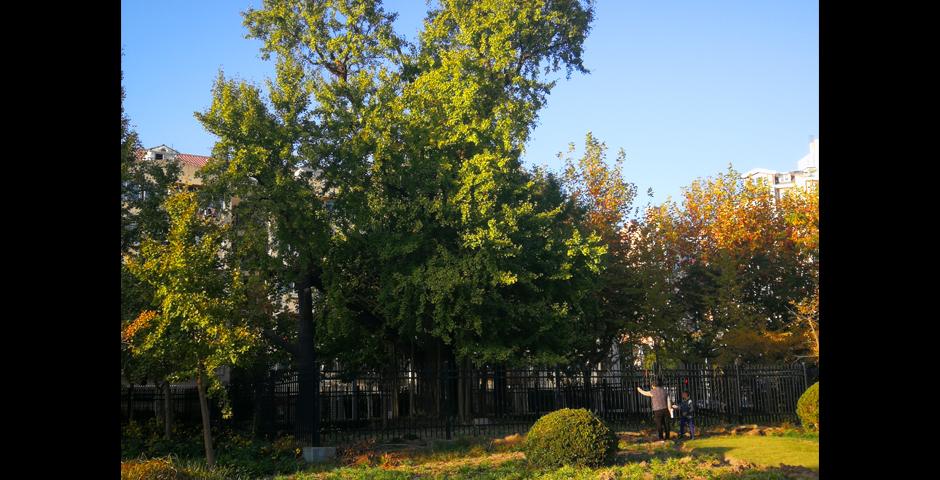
[121, 68, 185, 388]
[196, 0, 602, 370]
[523, 408, 617, 469]
[122, 420, 204, 460]
[559, 132, 639, 365]
[122, 424, 305, 478]
[796, 382, 819, 430]
[121, 72, 182, 254]
[213, 433, 304, 477]
[124, 191, 253, 384]
[123, 191, 256, 466]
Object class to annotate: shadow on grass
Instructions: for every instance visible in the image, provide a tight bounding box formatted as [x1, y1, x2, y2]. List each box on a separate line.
[614, 440, 715, 465]
[716, 465, 819, 479]
[681, 445, 817, 479]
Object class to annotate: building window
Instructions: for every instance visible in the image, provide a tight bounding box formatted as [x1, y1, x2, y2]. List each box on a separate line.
[155, 153, 164, 160]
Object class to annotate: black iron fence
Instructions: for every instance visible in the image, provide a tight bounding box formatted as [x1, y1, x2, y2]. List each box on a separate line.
[120, 384, 222, 426]
[121, 363, 809, 445]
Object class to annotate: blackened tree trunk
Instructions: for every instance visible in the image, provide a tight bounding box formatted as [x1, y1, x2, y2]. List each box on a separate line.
[196, 364, 216, 468]
[252, 374, 264, 437]
[409, 342, 416, 417]
[252, 368, 273, 438]
[295, 274, 320, 446]
[494, 365, 507, 418]
[457, 358, 465, 423]
[582, 367, 592, 412]
[127, 383, 135, 423]
[162, 380, 174, 440]
[434, 342, 441, 417]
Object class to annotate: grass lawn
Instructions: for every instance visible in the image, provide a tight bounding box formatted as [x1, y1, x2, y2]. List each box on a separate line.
[684, 435, 819, 471]
[123, 425, 819, 479]
[270, 427, 819, 479]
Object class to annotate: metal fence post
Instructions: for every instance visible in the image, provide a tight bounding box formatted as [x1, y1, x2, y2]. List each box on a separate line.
[734, 363, 742, 424]
[801, 362, 808, 391]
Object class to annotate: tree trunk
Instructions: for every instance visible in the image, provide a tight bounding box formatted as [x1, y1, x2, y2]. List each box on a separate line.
[494, 365, 507, 418]
[296, 275, 320, 446]
[583, 368, 592, 412]
[196, 364, 216, 468]
[457, 358, 465, 424]
[409, 342, 416, 417]
[127, 383, 135, 423]
[391, 374, 400, 420]
[434, 342, 441, 417]
[462, 357, 473, 422]
[162, 380, 174, 440]
[351, 375, 359, 421]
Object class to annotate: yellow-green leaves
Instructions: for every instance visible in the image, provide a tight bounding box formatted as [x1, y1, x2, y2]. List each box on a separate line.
[124, 191, 253, 382]
[189, 1, 599, 368]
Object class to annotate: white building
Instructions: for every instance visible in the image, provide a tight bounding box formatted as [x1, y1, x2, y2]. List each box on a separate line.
[743, 138, 819, 201]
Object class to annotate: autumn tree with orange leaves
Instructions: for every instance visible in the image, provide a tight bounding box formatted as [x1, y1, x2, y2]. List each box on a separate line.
[780, 184, 819, 360]
[626, 167, 818, 364]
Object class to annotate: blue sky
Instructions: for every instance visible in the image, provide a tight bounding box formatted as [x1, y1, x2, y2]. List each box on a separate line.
[122, 0, 818, 208]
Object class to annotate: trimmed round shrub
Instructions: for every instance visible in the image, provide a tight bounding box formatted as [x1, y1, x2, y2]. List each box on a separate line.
[524, 408, 617, 469]
[796, 381, 819, 430]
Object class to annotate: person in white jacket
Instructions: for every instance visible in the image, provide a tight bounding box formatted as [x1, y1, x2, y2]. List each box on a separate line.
[637, 378, 672, 442]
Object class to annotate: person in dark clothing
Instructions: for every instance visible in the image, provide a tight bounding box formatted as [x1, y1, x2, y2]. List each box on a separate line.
[673, 391, 695, 440]
[637, 379, 671, 442]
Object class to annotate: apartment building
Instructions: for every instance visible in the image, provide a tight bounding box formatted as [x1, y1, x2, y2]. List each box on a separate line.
[742, 138, 819, 201]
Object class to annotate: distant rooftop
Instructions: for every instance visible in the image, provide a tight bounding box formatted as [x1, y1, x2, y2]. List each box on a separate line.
[743, 138, 819, 178]
[135, 145, 211, 169]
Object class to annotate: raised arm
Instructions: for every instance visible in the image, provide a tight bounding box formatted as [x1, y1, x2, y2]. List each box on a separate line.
[636, 386, 651, 397]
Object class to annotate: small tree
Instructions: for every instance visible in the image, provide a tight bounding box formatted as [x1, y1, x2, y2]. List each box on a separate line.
[124, 191, 253, 467]
[561, 132, 639, 368]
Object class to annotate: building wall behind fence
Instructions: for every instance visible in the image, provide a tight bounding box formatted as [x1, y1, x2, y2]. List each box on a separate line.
[121, 363, 808, 443]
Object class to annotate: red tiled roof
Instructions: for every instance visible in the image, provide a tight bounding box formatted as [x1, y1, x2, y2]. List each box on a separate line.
[177, 153, 212, 169]
[133, 148, 212, 170]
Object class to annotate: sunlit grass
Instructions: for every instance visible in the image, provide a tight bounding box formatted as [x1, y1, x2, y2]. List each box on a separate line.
[684, 435, 819, 470]
[271, 428, 820, 479]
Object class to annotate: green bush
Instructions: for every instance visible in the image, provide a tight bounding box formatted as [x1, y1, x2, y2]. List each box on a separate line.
[121, 420, 204, 460]
[524, 408, 617, 469]
[215, 433, 304, 477]
[796, 382, 819, 430]
[121, 425, 304, 478]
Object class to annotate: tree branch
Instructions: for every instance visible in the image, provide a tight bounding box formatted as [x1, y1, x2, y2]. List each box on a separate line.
[261, 328, 299, 357]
